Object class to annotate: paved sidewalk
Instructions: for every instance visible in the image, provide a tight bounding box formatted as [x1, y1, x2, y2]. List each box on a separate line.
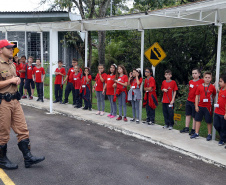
[20, 97, 226, 168]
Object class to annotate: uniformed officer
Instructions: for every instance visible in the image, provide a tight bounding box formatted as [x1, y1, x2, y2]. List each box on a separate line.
[0, 40, 45, 170]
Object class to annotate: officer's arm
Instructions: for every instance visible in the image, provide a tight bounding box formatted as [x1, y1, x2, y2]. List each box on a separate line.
[0, 77, 18, 89]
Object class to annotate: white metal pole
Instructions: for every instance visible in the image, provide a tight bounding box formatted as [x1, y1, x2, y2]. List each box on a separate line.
[40, 32, 44, 99]
[40, 32, 44, 67]
[152, 66, 156, 77]
[5, 31, 7, 40]
[212, 23, 222, 140]
[85, 31, 88, 67]
[49, 29, 53, 113]
[139, 30, 144, 121]
[25, 31, 27, 58]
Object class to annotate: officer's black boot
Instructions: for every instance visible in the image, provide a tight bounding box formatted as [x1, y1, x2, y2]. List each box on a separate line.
[0, 144, 18, 170]
[18, 139, 45, 168]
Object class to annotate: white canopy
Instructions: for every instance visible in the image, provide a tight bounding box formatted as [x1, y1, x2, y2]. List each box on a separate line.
[0, 0, 225, 32]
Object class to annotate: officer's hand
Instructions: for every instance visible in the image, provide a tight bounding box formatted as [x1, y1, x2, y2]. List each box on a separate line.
[10, 76, 19, 84]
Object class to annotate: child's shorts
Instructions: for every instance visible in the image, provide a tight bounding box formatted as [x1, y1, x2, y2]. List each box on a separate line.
[185, 100, 195, 118]
[195, 106, 212, 123]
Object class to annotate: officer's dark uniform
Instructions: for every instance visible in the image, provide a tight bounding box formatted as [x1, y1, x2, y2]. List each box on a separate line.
[0, 40, 45, 170]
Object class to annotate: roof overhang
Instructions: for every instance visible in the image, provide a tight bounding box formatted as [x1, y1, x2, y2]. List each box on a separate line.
[0, 0, 225, 32]
[0, 11, 71, 24]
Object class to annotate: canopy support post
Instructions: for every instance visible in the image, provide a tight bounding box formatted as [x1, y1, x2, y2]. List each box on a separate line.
[85, 31, 88, 67]
[138, 29, 144, 121]
[212, 23, 222, 140]
[25, 31, 27, 58]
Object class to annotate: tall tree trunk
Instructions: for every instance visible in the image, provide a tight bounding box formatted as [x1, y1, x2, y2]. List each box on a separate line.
[98, 31, 106, 65]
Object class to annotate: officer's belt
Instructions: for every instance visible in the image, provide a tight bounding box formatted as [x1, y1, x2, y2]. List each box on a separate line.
[0, 91, 21, 103]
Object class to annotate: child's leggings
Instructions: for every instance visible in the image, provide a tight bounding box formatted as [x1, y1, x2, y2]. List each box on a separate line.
[108, 95, 117, 116]
[118, 92, 127, 117]
[96, 91, 105, 111]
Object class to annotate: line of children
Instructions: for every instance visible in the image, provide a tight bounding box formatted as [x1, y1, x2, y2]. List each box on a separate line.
[51, 62, 226, 147]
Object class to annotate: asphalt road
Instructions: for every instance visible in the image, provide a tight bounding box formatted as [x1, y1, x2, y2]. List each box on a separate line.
[1, 105, 226, 185]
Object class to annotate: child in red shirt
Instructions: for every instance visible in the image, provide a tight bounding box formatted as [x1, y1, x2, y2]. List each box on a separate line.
[143, 68, 158, 125]
[22, 56, 35, 100]
[128, 68, 143, 123]
[190, 71, 216, 141]
[18, 55, 26, 97]
[103, 64, 117, 118]
[161, 69, 178, 130]
[93, 64, 107, 116]
[32, 59, 45, 102]
[180, 68, 204, 135]
[54, 60, 66, 104]
[214, 74, 226, 146]
[114, 65, 128, 122]
[13, 56, 20, 77]
[81, 67, 92, 111]
[73, 65, 82, 108]
[62, 58, 81, 105]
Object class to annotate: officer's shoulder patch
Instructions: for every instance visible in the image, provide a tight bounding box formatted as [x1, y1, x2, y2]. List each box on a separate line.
[1, 70, 8, 74]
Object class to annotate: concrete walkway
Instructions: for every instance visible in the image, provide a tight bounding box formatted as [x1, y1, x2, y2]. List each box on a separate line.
[20, 97, 226, 168]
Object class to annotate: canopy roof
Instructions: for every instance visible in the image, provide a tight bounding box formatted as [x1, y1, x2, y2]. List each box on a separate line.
[0, 0, 225, 32]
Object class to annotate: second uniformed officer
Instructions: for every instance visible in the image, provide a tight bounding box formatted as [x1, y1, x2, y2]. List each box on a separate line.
[0, 40, 45, 170]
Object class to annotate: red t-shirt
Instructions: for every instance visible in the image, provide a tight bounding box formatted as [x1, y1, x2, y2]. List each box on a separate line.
[81, 75, 92, 90]
[95, 73, 107, 91]
[14, 63, 20, 77]
[106, 74, 116, 95]
[130, 77, 143, 89]
[73, 72, 82, 89]
[215, 88, 226, 115]
[187, 79, 204, 102]
[67, 67, 75, 83]
[195, 84, 216, 107]
[55, 67, 66, 85]
[116, 75, 128, 92]
[26, 64, 33, 79]
[32, 67, 45, 83]
[144, 76, 156, 93]
[161, 80, 178, 103]
[19, 63, 26, 78]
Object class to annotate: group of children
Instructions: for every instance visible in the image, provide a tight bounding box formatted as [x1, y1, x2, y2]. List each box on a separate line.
[15, 56, 226, 147]
[179, 69, 226, 148]
[13, 56, 46, 102]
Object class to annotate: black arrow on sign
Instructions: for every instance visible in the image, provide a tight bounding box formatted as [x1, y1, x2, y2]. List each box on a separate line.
[150, 49, 159, 60]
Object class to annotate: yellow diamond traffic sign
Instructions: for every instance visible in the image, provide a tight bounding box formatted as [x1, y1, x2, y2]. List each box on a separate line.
[144, 42, 166, 67]
[13, 47, 20, 57]
[10, 42, 20, 57]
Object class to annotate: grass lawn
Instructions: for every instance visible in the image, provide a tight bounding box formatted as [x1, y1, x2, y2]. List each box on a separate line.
[32, 77, 219, 139]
